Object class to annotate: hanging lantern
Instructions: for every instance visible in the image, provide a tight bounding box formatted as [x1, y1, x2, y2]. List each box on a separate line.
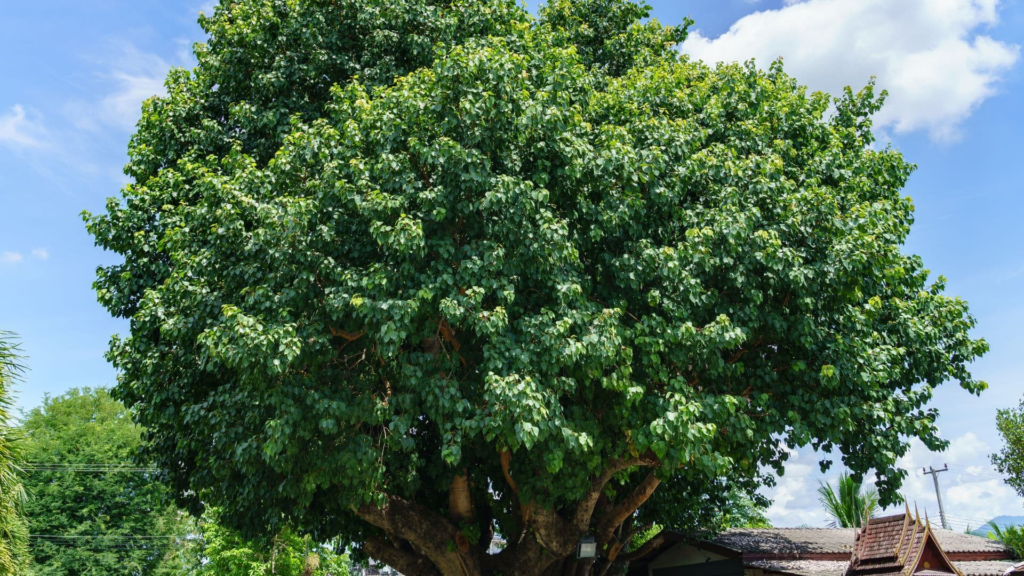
[577, 535, 597, 559]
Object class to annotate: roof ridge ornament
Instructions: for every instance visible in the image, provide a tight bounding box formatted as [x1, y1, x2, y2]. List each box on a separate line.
[895, 505, 913, 558]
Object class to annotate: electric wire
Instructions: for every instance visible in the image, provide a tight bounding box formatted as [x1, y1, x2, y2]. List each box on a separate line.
[19, 462, 158, 473]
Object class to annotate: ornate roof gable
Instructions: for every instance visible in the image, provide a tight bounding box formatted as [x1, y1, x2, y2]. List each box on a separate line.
[846, 506, 963, 576]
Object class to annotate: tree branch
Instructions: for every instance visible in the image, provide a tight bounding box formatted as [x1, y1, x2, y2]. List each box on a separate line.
[365, 537, 440, 576]
[449, 471, 475, 553]
[500, 449, 532, 523]
[529, 505, 578, 557]
[499, 449, 519, 495]
[572, 455, 657, 532]
[597, 471, 662, 543]
[617, 533, 666, 563]
[356, 494, 478, 574]
[622, 521, 655, 545]
[329, 327, 366, 341]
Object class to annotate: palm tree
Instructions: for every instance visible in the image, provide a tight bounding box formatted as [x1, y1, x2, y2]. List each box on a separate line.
[818, 472, 880, 528]
[0, 332, 28, 575]
[987, 522, 1024, 559]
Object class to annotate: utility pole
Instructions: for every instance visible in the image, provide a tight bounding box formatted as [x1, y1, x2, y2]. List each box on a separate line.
[923, 465, 950, 530]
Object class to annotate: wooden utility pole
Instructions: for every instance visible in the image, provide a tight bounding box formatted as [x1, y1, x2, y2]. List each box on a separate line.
[923, 465, 950, 530]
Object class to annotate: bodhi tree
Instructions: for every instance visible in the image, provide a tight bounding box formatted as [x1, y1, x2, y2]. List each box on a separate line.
[85, 0, 988, 573]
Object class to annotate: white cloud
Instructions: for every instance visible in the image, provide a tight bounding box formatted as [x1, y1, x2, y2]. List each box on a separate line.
[0, 252, 24, 264]
[31, 248, 49, 261]
[894, 433, 1021, 530]
[99, 71, 166, 131]
[761, 433, 1024, 527]
[70, 43, 171, 133]
[0, 105, 46, 149]
[682, 0, 1020, 141]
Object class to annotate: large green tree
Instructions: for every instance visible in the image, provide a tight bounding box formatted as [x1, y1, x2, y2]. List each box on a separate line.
[993, 399, 1024, 499]
[20, 388, 179, 575]
[85, 0, 987, 573]
[0, 333, 28, 576]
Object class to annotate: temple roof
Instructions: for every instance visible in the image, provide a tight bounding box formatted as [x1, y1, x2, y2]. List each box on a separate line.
[626, 515, 1013, 576]
[705, 527, 1006, 557]
[846, 507, 961, 576]
[743, 560, 1022, 576]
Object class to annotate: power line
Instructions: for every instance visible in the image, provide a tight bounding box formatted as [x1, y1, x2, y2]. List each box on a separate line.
[21, 468, 157, 473]
[22, 459, 154, 463]
[28, 535, 184, 550]
[20, 462, 158, 473]
[30, 535, 178, 539]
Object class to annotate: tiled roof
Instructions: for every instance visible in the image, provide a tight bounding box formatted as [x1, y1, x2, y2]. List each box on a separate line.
[956, 561, 1023, 576]
[860, 514, 908, 560]
[744, 560, 1020, 576]
[934, 532, 1010, 555]
[709, 526, 1007, 557]
[713, 528, 858, 555]
[750, 559, 851, 576]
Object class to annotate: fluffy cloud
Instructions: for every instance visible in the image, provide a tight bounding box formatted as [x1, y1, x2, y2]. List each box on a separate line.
[0, 252, 24, 265]
[760, 433, 1024, 527]
[70, 43, 171, 133]
[894, 433, 1019, 531]
[0, 249, 50, 265]
[0, 105, 46, 149]
[682, 0, 1020, 141]
[99, 71, 167, 131]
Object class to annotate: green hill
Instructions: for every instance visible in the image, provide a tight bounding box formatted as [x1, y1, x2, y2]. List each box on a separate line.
[969, 516, 1024, 537]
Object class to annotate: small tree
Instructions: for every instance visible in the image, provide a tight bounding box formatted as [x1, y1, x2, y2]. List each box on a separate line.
[19, 388, 180, 574]
[818, 473, 879, 528]
[173, 510, 350, 576]
[993, 400, 1024, 499]
[85, 0, 987, 573]
[727, 493, 772, 529]
[0, 332, 28, 576]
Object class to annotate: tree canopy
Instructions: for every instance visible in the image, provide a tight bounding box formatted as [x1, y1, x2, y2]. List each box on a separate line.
[993, 399, 1024, 500]
[85, 0, 987, 573]
[19, 388, 180, 575]
[0, 332, 28, 576]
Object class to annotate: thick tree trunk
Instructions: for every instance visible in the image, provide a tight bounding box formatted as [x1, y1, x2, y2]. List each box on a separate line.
[357, 455, 662, 576]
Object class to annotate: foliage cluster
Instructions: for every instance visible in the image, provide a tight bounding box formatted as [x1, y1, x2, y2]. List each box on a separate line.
[0, 332, 28, 576]
[19, 388, 181, 575]
[988, 523, 1024, 561]
[84, 0, 987, 572]
[173, 510, 350, 576]
[725, 492, 772, 530]
[817, 472, 879, 528]
[18, 386, 350, 575]
[993, 400, 1024, 500]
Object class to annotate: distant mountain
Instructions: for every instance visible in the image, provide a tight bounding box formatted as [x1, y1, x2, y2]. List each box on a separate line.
[969, 516, 1024, 537]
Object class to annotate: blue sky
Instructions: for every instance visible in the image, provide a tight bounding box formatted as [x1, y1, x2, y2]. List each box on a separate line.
[1, 0, 1022, 528]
